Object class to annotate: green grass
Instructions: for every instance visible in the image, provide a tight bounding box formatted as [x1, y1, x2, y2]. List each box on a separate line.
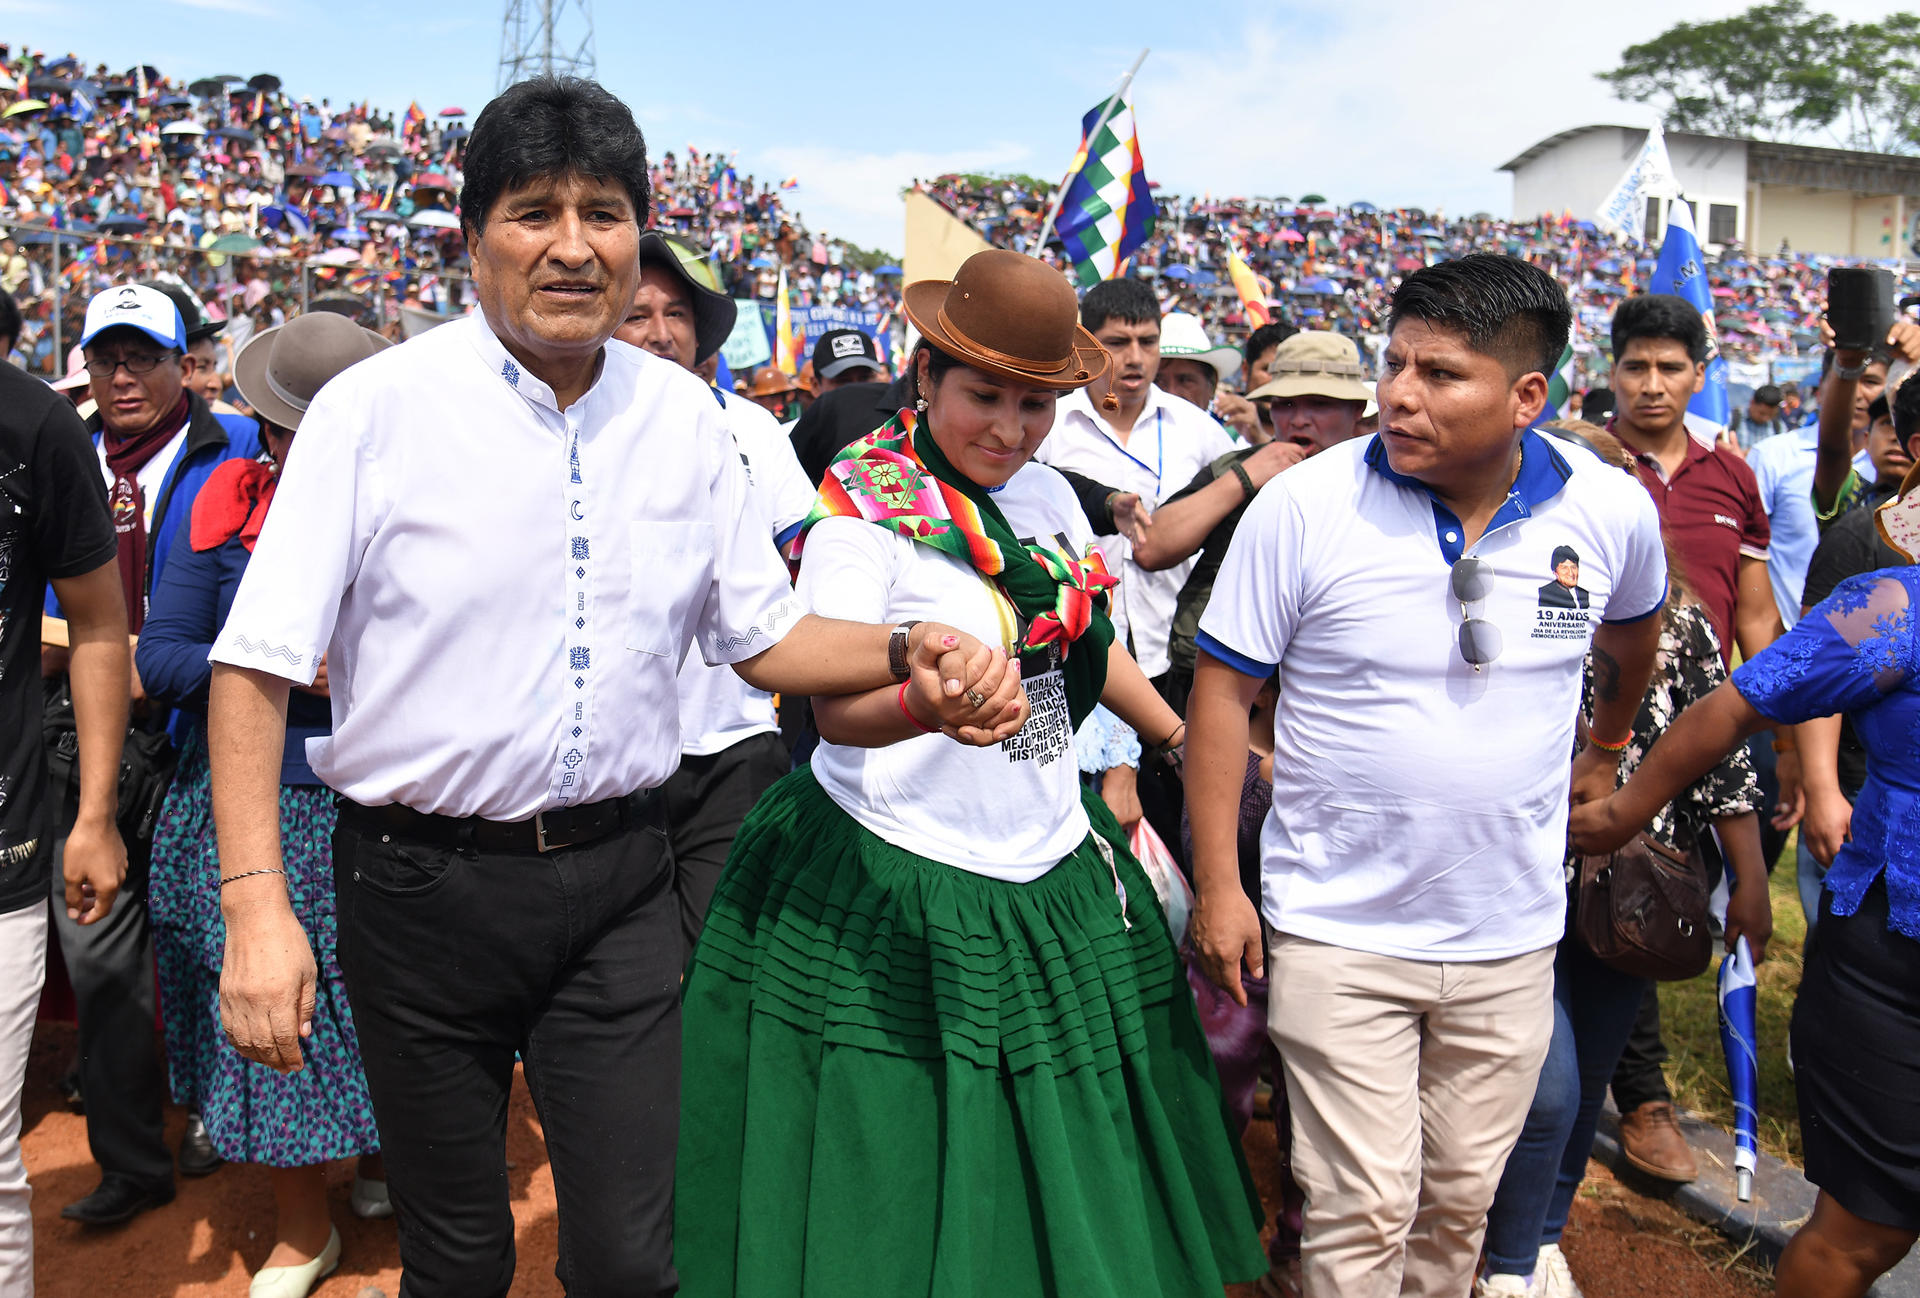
[1657, 839, 1809, 1165]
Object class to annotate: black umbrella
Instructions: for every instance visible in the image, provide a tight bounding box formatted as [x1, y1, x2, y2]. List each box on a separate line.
[98, 213, 148, 234]
[100, 80, 137, 100]
[308, 292, 374, 325]
[26, 74, 71, 95]
[247, 73, 281, 92]
[187, 77, 227, 98]
[210, 125, 257, 144]
[44, 56, 80, 74]
[123, 64, 162, 85]
[156, 94, 193, 109]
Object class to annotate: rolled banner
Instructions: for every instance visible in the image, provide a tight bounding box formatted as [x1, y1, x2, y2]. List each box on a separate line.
[1717, 935, 1760, 1202]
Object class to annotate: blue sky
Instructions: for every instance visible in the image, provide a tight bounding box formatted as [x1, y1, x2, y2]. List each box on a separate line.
[2, 0, 1893, 252]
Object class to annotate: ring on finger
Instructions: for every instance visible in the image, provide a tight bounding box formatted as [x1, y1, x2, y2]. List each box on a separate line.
[964, 689, 987, 709]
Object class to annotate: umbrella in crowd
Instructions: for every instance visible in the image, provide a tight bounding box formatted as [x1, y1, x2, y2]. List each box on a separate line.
[209, 233, 263, 253]
[248, 73, 282, 92]
[1718, 937, 1760, 1203]
[160, 120, 206, 137]
[317, 171, 357, 190]
[2, 100, 48, 118]
[209, 125, 257, 144]
[439, 106, 466, 118]
[97, 214, 148, 234]
[408, 209, 461, 230]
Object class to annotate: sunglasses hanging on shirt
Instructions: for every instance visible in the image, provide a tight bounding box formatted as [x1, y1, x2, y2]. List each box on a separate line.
[1451, 557, 1502, 671]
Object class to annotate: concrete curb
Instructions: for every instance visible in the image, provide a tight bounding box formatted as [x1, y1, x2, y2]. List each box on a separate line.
[1591, 1105, 1920, 1296]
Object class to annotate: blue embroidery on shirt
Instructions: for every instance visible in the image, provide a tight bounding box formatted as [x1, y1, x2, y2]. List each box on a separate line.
[570, 647, 591, 670]
[571, 537, 590, 560]
[502, 357, 521, 387]
[563, 749, 583, 769]
[569, 430, 582, 484]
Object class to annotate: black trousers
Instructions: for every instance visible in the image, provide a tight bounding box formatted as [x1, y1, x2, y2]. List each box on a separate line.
[333, 803, 681, 1298]
[47, 810, 172, 1192]
[660, 731, 789, 958]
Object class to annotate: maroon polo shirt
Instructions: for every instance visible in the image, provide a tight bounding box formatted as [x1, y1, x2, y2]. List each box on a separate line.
[1626, 435, 1770, 665]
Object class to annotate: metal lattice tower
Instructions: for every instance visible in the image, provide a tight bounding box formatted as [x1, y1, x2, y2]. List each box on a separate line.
[498, 0, 597, 91]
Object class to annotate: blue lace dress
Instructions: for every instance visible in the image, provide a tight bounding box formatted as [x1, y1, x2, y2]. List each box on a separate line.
[1730, 565, 1920, 1230]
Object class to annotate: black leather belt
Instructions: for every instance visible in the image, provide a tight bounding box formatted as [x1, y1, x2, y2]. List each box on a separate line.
[338, 788, 663, 855]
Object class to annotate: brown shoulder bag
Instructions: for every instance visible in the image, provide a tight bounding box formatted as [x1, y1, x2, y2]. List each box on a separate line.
[1573, 832, 1713, 981]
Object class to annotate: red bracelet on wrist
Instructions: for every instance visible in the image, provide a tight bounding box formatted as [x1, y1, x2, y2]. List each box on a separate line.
[898, 681, 939, 734]
[1588, 729, 1633, 753]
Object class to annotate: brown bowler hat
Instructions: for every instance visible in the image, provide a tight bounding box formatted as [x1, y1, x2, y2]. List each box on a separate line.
[902, 250, 1109, 391]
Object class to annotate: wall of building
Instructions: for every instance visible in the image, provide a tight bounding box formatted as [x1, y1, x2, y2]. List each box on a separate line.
[1508, 128, 1748, 242]
[1747, 185, 1908, 257]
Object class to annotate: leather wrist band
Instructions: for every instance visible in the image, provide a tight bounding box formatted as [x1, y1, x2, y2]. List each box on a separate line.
[897, 681, 939, 734]
[888, 620, 921, 682]
[1229, 460, 1256, 501]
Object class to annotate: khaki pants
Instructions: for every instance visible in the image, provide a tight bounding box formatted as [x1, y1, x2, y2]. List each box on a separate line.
[0, 903, 47, 1298]
[1267, 933, 1555, 1298]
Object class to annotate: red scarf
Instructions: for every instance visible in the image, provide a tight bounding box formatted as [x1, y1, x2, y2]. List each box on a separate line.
[103, 393, 190, 633]
[190, 458, 278, 554]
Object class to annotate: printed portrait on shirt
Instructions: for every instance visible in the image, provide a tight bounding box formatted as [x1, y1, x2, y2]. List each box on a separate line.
[1532, 544, 1595, 641]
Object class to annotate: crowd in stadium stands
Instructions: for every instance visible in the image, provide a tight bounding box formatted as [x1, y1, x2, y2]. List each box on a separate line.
[914, 173, 1909, 396]
[0, 41, 885, 381]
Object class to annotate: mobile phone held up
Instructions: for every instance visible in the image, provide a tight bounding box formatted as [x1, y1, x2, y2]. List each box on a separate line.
[1827, 267, 1896, 352]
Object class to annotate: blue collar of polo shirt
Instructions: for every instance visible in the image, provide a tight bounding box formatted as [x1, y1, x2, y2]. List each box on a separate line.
[1363, 429, 1573, 564]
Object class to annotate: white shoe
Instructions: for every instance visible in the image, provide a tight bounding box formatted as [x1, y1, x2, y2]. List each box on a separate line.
[1535, 1243, 1584, 1298]
[350, 1175, 393, 1220]
[249, 1225, 341, 1298]
[1473, 1272, 1536, 1297]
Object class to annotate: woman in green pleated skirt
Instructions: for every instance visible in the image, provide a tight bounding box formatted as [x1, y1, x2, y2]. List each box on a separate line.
[676, 251, 1265, 1297]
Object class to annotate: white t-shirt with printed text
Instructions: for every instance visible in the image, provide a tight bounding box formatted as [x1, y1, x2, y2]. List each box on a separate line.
[800, 460, 1098, 880]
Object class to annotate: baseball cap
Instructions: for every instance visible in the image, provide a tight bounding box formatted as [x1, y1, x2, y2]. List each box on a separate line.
[80, 283, 185, 352]
[811, 328, 884, 380]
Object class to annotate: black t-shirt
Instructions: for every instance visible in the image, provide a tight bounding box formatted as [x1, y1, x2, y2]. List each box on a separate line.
[0, 365, 118, 914]
[788, 375, 912, 486]
[1800, 483, 1903, 799]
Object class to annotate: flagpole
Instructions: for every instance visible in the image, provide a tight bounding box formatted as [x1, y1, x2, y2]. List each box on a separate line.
[1031, 47, 1150, 261]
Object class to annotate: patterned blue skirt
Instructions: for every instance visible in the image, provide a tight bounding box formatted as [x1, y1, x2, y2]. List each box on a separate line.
[149, 732, 381, 1168]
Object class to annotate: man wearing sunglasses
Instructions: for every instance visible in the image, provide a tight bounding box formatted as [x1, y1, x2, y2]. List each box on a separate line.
[1186, 255, 1666, 1298]
[42, 282, 258, 1226]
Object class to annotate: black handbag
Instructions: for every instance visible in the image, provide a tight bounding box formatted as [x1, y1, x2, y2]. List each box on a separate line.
[1573, 831, 1714, 982]
[42, 677, 179, 846]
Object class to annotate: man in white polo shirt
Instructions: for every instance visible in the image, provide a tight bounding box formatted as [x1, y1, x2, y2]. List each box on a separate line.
[1188, 254, 1667, 1298]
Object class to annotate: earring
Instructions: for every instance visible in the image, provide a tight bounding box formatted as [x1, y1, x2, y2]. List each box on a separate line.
[914, 397, 929, 412]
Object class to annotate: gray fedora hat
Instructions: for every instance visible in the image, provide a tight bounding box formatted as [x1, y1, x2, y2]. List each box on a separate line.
[234, 312, 391, 430]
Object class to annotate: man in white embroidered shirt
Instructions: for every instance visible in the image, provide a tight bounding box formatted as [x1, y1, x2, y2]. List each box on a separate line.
[1187, 255, 1668, 1298]
[204, 77, 1023, 1298]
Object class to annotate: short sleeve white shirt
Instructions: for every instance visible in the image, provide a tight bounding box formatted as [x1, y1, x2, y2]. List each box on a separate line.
[799, 461, 1096, 880]
[676, 390, 817, 756]
[1035, 385, 1236, 677]
[211, 316, 800, 820]
[1198, 433, 1667, 961]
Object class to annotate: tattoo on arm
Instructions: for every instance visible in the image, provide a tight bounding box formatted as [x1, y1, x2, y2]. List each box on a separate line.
[1591, 645, 1622, 703]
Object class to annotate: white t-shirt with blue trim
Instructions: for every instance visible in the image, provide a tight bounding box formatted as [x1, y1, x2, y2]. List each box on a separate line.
[1198, 431, 1667, 961]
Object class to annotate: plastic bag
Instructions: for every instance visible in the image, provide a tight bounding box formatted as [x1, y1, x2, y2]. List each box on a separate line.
[1129, 818, 1192, 942]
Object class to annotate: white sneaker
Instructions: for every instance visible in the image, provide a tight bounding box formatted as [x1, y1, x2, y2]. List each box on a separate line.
[350, 1175, 394, 1220]
[1473, 1272, 1535, 1297]
[1535, 1243, 1585, 1298]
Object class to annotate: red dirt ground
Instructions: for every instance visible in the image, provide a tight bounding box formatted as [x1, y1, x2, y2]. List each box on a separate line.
[23, 1022, 1769, 1296]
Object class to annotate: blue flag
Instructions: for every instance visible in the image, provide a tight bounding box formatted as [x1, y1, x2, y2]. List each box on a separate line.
[1649, 201, 1729, 438]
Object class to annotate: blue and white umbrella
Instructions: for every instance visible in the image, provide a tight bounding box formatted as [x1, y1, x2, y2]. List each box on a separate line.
[1717, 936, 1760, 1202]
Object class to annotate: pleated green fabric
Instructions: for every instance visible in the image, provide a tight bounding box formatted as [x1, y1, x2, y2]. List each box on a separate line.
[677, 769, 1266, 1297]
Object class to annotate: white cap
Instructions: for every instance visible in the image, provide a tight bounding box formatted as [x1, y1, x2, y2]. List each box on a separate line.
[80, 283, 185, 352]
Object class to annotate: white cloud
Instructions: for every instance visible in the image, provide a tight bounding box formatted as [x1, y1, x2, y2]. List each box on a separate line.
[751, 141, 1038, 254]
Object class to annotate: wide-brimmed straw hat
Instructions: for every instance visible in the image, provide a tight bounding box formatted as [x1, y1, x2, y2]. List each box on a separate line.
[902, 250, 1108, 390]
[1158, 311, 1241, 384]
[1246, 330, 1373, 404]
[234, 311, 390, 430]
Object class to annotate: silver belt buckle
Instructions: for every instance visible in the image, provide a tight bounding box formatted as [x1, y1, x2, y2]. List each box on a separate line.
[534, 810, 554, 853]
